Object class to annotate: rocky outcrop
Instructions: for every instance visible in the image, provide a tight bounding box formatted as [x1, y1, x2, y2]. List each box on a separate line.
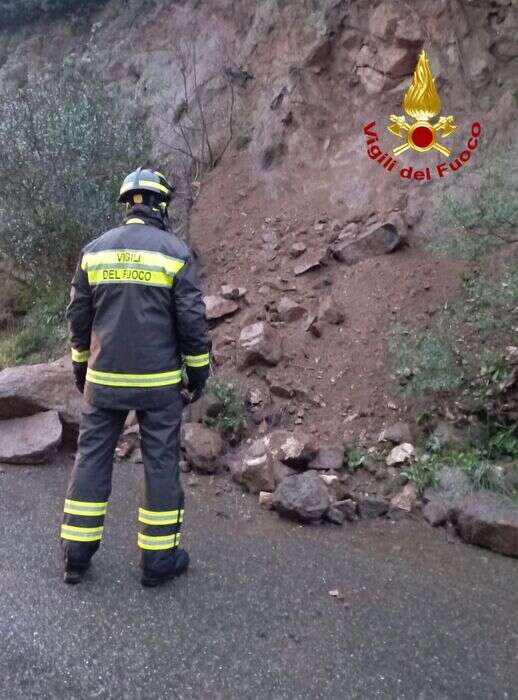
[0, 356, 82, 438]
[0, 411, 62, 464]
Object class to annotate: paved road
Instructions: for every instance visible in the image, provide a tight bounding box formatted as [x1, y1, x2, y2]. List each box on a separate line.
[0, 452, 517, 699]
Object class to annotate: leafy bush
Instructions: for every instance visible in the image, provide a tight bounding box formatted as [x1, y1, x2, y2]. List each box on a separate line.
[205, 378, 246, 440]
[0, 69, 150, 280]
[0, 0, 107, 26]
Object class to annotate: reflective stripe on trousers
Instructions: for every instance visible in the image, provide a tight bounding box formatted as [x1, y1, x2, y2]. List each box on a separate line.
[61, 394, 184, 575]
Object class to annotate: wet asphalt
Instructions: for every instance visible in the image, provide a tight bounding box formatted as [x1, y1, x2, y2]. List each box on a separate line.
[0, 452, 517, 700]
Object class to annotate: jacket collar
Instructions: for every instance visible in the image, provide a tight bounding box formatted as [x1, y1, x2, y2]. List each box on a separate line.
[124, 205, 166, 230]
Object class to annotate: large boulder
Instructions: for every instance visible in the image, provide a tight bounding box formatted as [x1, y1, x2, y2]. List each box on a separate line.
[273, 472, 331, 522]
[181, 423, 224, 474]
[454, 491, 518, 559]
[236, 322, 282, 369]
[0, 411, 62, 464]
[0, 356, 82, 438]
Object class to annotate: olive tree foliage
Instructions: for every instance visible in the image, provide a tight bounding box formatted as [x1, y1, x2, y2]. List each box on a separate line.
[0, 72, 150, 281]
[0, 0, 107, 26]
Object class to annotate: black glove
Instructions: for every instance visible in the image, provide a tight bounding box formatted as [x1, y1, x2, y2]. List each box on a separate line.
[72, 362, 87, 394]
[186, 365, 210, 402]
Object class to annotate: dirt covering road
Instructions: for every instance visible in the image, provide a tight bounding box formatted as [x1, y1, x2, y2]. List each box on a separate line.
[0, 452, 517, 699]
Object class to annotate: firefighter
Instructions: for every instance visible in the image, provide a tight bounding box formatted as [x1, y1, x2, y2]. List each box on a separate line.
[61, 168, 210, 587]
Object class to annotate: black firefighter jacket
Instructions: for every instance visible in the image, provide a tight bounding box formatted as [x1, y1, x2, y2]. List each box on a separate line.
[67, 207, 210, 410]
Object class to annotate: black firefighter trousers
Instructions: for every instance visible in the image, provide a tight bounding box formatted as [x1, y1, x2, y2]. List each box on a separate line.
[61, 393, 184, 576]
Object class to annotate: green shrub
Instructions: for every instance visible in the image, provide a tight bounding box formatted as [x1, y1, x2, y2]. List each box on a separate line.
[0, 0, 107, 26]
[0, 69, 150, 280]
[0, 283, 68, 368]
[205, 378, 246, 439]
[344, 447, 365, 471]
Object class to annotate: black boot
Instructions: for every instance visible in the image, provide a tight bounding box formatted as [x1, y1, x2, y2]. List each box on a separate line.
[141, 549, 189, 587]
[63, 561, 90, 585]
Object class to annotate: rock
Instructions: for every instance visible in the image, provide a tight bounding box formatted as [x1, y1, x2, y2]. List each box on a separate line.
[220, 284, 247, 300]
[236, 322, 282, 369]
[336, 499, 358, 522]
[358, 496, 389, 519]
[204, 295, 239, 321]
[277, 296, 306, 323]
[454, 491, 518, 558]
[423, 466, 474, 525]
[273, 460, 297, 486]
[386, 443, 415, 466]
[304, 314, 322, 338]
[325, 506, 345, 525]
[504, 346, 518, 366]
[229, 439, 275, 493]
[0, 356, 82, 438]
[0, 411, 62, 464]
[423, 500, 450, 527]
[308, 446, 344, 471]
[369, 1, 423, 44]
[431, 422, 471, 451]
[182, 423, 224, 474]
[331, 221, 404, 265]
[130, 447, 143, 464]
[437, 466, 473, 497]
[273, 472, 331, 522]
[184, 392, 225, 424]
[390, 484, 418, 512]
[259, 491, 275, 510]
[317, 296, 345, 325]
[289, 242, 307, 258]
[378, 422, 413, 445]
[294, 258, 322, 276]
[265, 430, 317, 468]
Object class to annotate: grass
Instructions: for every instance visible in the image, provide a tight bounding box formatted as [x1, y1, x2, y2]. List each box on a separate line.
[0, 283, 68, 369]
[389, 259, 518, 396]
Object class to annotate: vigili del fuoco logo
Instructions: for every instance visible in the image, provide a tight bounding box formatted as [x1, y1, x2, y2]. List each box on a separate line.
[363, 50, 481, 182]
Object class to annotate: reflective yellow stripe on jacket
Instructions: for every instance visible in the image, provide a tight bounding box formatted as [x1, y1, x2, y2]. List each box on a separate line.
[183, 353, 210, 368]
[81, 249, 185, 288]
[71, 348, 91, 363]
[86, 368, 182, 388]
